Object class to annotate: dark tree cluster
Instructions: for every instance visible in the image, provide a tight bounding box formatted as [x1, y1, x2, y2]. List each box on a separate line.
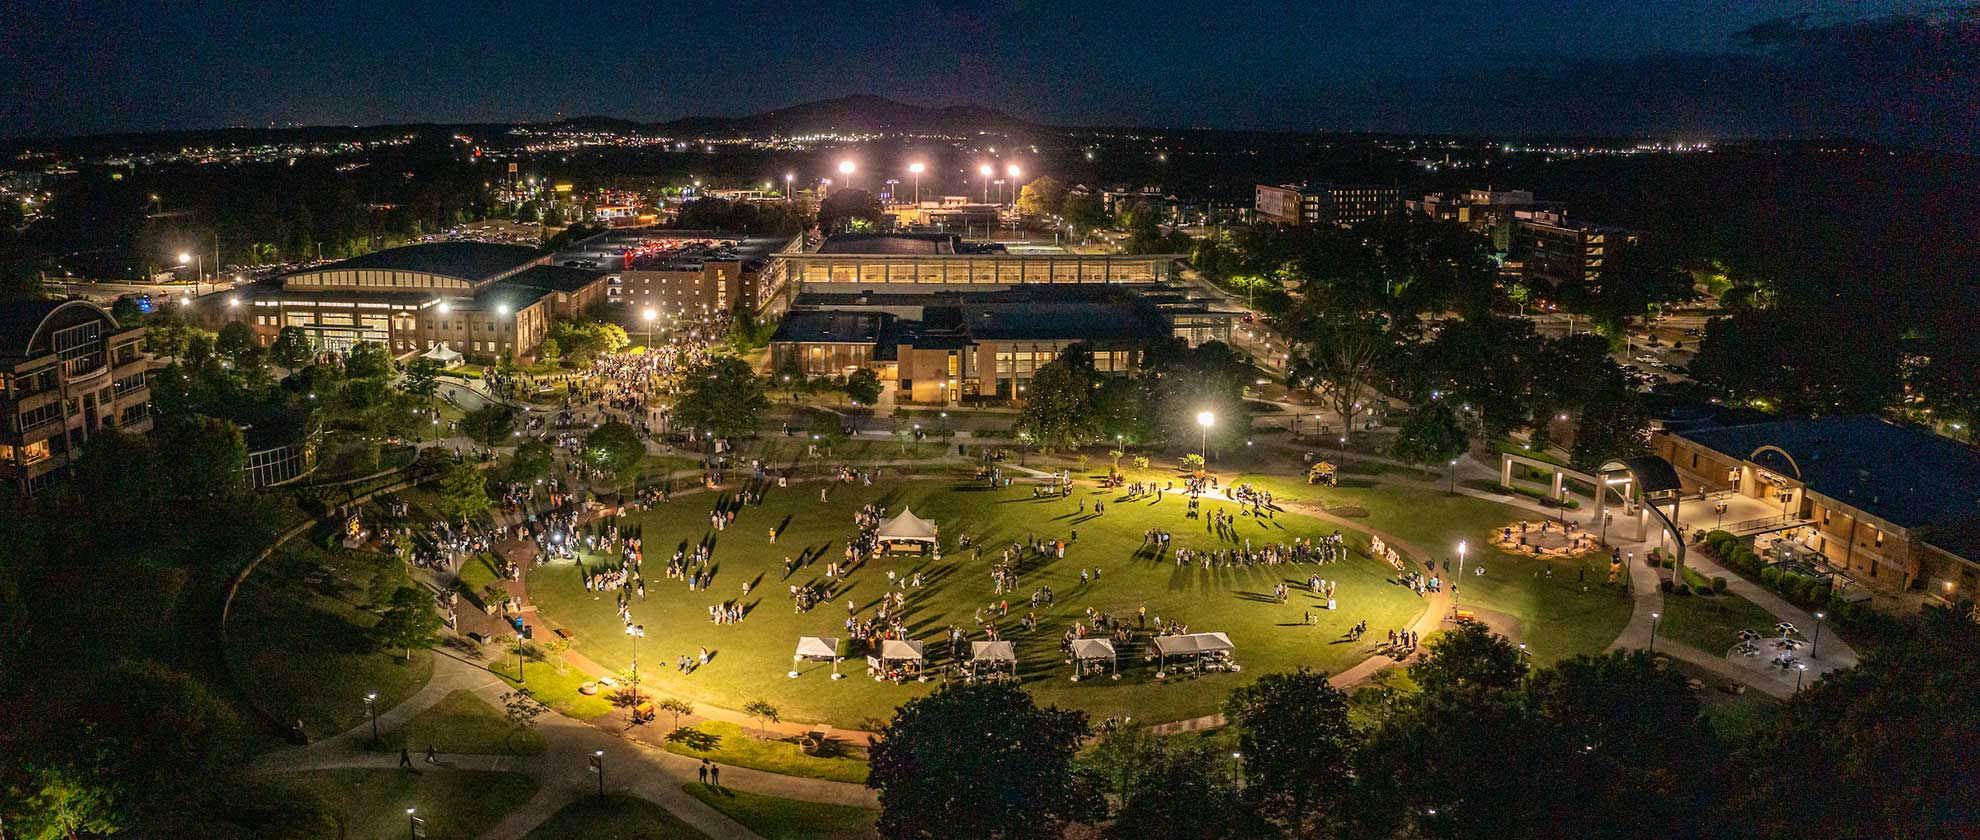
[869, 613, 1980, 840]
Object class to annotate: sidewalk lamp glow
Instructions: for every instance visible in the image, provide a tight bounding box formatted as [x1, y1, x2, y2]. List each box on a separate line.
[908, 162, 925, 174]
[1197, 411, 1214, 428]
[1006, 163, 1022, 178]
[177, 252, 192, 264]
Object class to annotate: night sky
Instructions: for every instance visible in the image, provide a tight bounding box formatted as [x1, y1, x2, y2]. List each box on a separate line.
[3, 1, 1974, 150]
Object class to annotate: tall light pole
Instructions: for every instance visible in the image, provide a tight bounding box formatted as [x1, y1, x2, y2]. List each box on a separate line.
[625, 623, 645, 697]
[838, 160, 856, 192]
[1005, 164, 1022, 207]
[784, 172, 793, 200]
[1196, 411, 1214, 465]
[908, 162, 925, 204]
[178, 250, 203, 296]
[978, 164, 994, 203]
[642, 309, 656, 349]
[1455, 541, 1467, 616]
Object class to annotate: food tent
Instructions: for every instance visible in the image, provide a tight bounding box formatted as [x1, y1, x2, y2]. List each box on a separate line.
[1069, 638, 1117, 680]
[873, 638, 928, 682]
[875, 508, 939, 554]
[1150, 632, 1236, 678]
[420, 343, 463, 365]
[790, 636, 843, 679]
[970, 641, 1017, 680]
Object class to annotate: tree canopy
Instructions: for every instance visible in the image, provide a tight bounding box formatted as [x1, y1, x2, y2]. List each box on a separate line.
[868, 683, 1102, 840]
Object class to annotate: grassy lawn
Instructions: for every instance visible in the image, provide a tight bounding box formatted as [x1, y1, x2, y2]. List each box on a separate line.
[660, 720, 868, 784]
[458, 552, 504, 600]
[226, 540, 434, 740]
[371, 689, 547, 755]
[489, 657, 616, 720]
[522, 793, 711, 840]
[1656, 589, 1782, 656]
[270, 768, 538, 840]
[529, 478, 1431, 727]
[683, 783, 877, 840]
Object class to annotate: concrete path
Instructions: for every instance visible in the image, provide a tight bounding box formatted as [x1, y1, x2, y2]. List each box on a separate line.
[254, 652, 879, 840]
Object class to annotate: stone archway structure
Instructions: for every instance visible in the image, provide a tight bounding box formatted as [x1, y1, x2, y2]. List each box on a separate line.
[1597, 455, 1687, 569]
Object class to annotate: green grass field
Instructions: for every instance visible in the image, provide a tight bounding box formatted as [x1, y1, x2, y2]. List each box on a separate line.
[226, 541, 434, 740]
[270, 768, 538, 840]
[522, 794, 711, 840]
[659, 720, 868, 783]
[530, 476, 1433, 727]
[371, 689, 547, 755]
[683, 783, 878, 840]
[1655, 588, 1782, 656]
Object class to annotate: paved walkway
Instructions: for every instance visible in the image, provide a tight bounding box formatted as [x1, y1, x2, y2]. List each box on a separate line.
[1447, 451, 1861, 696]
[254, 652, 879, 840]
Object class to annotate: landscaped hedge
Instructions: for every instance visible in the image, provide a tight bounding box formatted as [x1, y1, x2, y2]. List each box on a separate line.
[1697, 530, 1903, 648]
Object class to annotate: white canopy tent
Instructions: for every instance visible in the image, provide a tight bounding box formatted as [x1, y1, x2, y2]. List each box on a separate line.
[880, 639, 928, 661]
[1069, 637, 1118, 680]
[871, 639, 929, 683]
[791, 636, 844, 679]
[875, 508, 939, 552]
[421, 343, 463, 365]
[970, 641, 1017, 680]
[1150, 632, 1237, 678]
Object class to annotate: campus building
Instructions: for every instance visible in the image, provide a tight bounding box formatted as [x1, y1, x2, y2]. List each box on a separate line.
[768, 285, 1236, 404]
[1654, 416, 1980, 604]
[782, 233, 1181, 290]
[217, 242, 608, 362]
[1255, 183, 1401, 227]
[552, 228, 791, 318]
[1406, 189, 1549, 250]
[1511, 209, 1640, 287]
[0, 300, 152, 494]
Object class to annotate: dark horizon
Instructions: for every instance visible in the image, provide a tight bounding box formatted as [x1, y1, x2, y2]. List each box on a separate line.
[4, 1, 1976, 152]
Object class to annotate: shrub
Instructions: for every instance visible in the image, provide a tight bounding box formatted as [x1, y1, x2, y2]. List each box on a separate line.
[1712, 576, 1728, 593]
[1661, 555, 1677, 569]
[1760, 566, 1782, 586]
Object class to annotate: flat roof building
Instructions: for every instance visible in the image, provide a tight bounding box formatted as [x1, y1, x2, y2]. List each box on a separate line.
[770, 285, 1235, 404]
[0, 300, 152, 494]
[1256, 183, 1401, 227]
[557, 228, 792, 320]
[1511, 209, 1639, 287]
[1656, 415, 1980, 605]
[783, 234, 1181, 291]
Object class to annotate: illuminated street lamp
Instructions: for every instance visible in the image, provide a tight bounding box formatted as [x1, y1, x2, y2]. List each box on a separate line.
[838, 160, 856, 191]
[1649, 611, 1661, 654]
[642, 308, 657, 348]
[365, 691, 380, 743]
[784, 172, 794, 200]
[908, 162, 925, 204]
[1196, 411, 1214, 464]
[1455, 541, 1467, 616]
[978, 164, 994, 202]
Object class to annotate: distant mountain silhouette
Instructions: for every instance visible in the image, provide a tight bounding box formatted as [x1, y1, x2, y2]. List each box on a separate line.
[644, 94, 1035, 136]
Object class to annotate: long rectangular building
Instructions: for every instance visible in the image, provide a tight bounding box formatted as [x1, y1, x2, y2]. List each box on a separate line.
[781, 234, 1180, 290]
[1656, 415, 1980, 604]
[770, 285, 1235, 404]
